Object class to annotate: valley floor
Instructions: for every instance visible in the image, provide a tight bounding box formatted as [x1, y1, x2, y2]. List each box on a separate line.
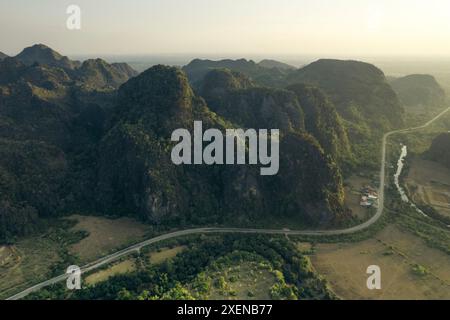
[0, 215, 152, 299]
[2, 108, 450, 300]
[405, 158, 450, 219]
[308, 225, 450, 299]
[2, 210, 449, 300]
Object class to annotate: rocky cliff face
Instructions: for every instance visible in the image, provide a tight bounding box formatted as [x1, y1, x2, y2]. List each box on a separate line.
[200, 69, 352, 166]
[97, 66, 347, 227]
[286, 83, 352, 167]
[201, 75, 305, 133]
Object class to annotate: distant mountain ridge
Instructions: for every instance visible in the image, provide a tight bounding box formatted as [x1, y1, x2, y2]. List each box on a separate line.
[0, 52, 8, 60]
[390, 74, 446, 108]
[186, 58, 405, 137]
[15, 44, 81, 70]
[76, 58, 139, 89]
[111, 62, 139, 78]
[183, 58, 294, 88]
[12, 44, 138, 90]
[287, 59, 404, 129]
[286, 59, 405, 167]
[258, 59, 296, 70]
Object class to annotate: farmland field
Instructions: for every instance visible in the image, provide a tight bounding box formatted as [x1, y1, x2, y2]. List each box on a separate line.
[405, 158, 450, 218]
[0, 238, 61, 299]
[0, 215, 152, 299]
[148, 246, 187, 265]
[310, 225, 450, 299]
[84, 246, 188, 286]
[85, 260, 136, 285]
[68, 215, 151, 262]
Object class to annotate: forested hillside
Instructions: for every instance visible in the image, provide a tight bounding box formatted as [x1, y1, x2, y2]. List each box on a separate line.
[390, 74, 446, 108]
[0, 46, 138, 242]
[0, 46, 353, 242]
[96, 65, 347, 227]
[287, 59, 405, 167]
[426, 132, 450, 169]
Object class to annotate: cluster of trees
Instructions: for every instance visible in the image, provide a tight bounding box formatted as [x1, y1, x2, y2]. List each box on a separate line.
[28, 234, 334, 300]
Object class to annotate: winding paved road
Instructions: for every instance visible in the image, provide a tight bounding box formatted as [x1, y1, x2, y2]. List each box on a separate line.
[6, 107, 450, 300]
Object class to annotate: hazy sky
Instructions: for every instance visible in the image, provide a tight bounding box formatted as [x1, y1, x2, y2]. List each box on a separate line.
[2, 0, 450, 57]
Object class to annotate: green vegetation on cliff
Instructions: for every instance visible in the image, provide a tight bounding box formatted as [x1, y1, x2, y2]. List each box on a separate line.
[97, 65, 347, 227]
[3, 46, 416, 242]
[0, 45, 137, 242]
[286, 84, 353, 170]
[426, 132, 450, 169]
[288, 59, 405, 168]
[288, 59, 404, 130]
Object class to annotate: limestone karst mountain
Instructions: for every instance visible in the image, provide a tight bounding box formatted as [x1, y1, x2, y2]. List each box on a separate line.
[390, 74, 446, 108]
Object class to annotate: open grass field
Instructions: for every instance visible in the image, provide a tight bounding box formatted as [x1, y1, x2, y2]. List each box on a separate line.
[83, 246, 187, 286]
[310, 225, 450, 299]
[0, 215, 151, 298]
[0, 238, 61, 299]
[148, 246, 187, 265]
[405, 158, 450, 218]
[295, 242, 313, 253]
[85, 259, 136, 285]
[0, 246, 19, 268]
[68, 215, 151, 262]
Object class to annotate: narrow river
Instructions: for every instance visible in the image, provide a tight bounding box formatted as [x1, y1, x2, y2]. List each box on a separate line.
[394, 144, 428, 217]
